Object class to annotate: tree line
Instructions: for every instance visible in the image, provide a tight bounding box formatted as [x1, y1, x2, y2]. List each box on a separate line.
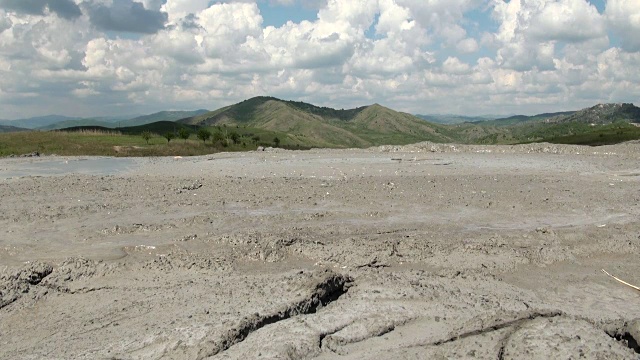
[140, 128, 281, 147]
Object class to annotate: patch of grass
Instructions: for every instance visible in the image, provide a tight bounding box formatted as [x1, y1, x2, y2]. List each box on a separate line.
[535, 123, 640, 146]
[63, 121, 195, 136]
[0, 131, 133, 156]
[0, 123, 313, 157]
[0, 130, 258, 157]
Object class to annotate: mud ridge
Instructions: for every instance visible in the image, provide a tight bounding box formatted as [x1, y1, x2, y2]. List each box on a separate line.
[318, 323, 352, 351]
[196, 271, 352, 359]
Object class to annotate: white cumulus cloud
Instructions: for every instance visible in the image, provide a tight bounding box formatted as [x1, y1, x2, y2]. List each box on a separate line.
[528, 0, 606, 42]
[0, 0, 639, 119]
[606, 0, 640, 52]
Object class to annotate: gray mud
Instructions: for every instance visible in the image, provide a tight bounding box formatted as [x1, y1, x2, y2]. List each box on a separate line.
[0, 157, 138, 179]
[1, 141, 640, 359]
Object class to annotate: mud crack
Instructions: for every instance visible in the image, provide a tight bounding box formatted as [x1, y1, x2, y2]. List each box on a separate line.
[196, 271, 352, 359]
[432, 310, 563, 347]
[610, 332, 640, 354]
[494, 313, 565, 360]
[318, 323, 352, 351]
[604, 318, 640, 354]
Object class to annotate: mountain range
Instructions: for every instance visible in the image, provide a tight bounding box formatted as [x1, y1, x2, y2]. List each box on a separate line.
[2, 98, 639, 146]
[0, 115, 84, 130]
[177, 97, 640, 147]
[178, 96, 454, 147]
[0, 110, 209, 132]
[415, 114, 498, 125]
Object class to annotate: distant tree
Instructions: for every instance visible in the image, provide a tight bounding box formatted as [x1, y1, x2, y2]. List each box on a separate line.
[229, 131, 240, 144]
[273, 136, 280, 147]
[178, 128, 190, 142]
[164, 132, 176, 143]
[212, 131, 224, 143]
[141, 131, 152, 144]
[197, 128, 211, 143]
[252, 135, 260, 143]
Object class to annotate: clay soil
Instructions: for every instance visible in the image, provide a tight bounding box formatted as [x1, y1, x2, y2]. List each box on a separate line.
[1, 141, 640, 359]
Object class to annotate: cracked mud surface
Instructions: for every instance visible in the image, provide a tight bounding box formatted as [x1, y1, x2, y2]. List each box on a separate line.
[1, 141, 640, 359]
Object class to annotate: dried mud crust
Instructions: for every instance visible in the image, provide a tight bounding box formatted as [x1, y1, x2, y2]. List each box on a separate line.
[1, 143, 640, 359]
[0, 262, 52, 309]
[500, 316, 636, 359]
[373, 140, 640, 155]
[0, 259, 351, 359]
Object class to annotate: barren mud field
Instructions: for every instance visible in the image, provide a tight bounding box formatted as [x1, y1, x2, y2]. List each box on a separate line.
[1, 141, 640, 359]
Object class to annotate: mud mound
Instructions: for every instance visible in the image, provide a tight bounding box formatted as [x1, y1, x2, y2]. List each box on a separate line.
[0, 262, 52, 309]
[40, 257, 117, 292]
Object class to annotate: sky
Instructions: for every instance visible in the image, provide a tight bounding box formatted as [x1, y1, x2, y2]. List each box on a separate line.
[0, 0, 639, 119]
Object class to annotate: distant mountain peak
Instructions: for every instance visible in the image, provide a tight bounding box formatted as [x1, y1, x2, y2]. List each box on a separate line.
[593, 102, 633, 108]
[550, 102, 640, 124]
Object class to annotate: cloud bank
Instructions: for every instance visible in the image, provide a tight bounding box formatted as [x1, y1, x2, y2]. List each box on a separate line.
[0, 0, 638, 118]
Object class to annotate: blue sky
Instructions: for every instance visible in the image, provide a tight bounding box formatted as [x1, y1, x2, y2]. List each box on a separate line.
[259, 1, 319, 27]
[0, 0, 639, 118]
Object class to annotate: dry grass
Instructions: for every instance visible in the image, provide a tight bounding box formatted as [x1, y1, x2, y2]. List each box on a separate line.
[58, 129, 123, 136]
[602, 269, 640, 292]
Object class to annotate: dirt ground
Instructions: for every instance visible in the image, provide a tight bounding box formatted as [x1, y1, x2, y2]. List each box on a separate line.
[1, 141, 640, 359]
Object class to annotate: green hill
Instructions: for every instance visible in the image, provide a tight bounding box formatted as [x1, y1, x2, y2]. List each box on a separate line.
[471, 104, 640, 145]
[546, 103, 640, 124]
[416, 114, 496, 125]
[178, 96, 455, 147]
[475, 111, 575, 127]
